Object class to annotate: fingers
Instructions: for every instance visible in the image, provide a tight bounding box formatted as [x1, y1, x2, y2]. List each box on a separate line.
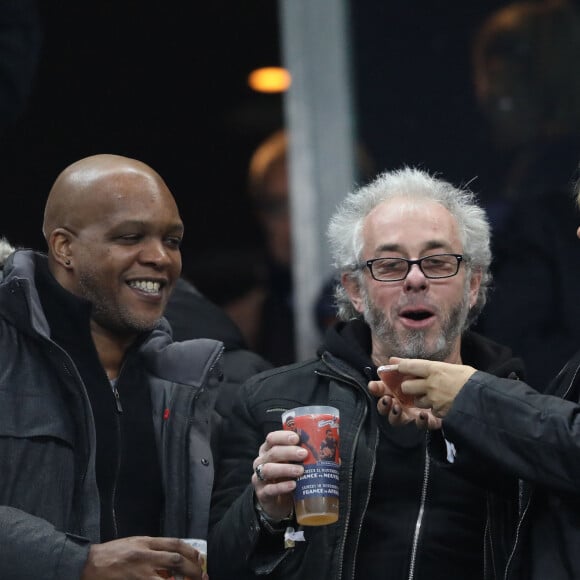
[377, 395, 416, 426]
[253, 431, 306, 474]
[368, 379, 399, 400]
[84, 537, 204, 580]
[257, 430, 300, 456]
[394, 358, 431, 378]
[251, 431, 306, 512]
[156, 541, 205, 580]
[368, 379, 387, 398]
[250, 430, 306, 519]
[252, 459, 304, 485]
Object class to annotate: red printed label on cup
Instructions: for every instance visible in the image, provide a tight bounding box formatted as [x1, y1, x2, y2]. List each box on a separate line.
[282, 409, 340, 503]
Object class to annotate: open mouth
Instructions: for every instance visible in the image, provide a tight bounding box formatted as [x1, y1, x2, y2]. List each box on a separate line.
[402, 310, 432, 321]
[399, 305, 435, 323]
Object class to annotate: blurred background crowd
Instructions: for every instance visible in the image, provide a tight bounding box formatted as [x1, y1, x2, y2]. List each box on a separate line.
[2, 0, 580, 387]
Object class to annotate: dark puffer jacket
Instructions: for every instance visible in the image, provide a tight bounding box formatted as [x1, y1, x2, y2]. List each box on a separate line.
[208, 319, 524, 580]
[0, 248, 224, 579]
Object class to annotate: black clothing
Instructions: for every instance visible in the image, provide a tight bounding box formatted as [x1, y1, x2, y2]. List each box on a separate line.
[209, 319, 524, 580]
[433, 347, 580, 579]
[36, 261, 163, 540]
[0, 249, 224, 578]
[256, 260, 295, 366]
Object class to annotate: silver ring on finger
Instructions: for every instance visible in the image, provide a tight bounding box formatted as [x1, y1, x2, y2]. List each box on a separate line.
[255, 463, 267, 482]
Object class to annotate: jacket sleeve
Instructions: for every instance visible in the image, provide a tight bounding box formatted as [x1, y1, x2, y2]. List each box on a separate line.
[442, 370, 580, 495]
[209, 379, 290, 579]
[0, 506, 90, 579]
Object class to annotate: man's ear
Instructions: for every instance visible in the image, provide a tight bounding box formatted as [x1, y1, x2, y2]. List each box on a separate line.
[468, 267, 483, 309]
[49, 228, 74, 268]
[341, 271, 365, 314]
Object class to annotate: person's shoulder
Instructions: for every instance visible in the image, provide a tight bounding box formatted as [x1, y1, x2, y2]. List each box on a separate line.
[141, 329, 224, 385]
[220, 348, 272, 383]
[239, 358, 322, 401]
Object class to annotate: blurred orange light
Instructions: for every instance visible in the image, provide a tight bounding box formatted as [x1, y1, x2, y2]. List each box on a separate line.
[248, 67, 291, 93]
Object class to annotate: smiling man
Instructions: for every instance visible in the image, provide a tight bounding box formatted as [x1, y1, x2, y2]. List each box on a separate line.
[208, 167, 524, 580]
[0, 154, 214, 579]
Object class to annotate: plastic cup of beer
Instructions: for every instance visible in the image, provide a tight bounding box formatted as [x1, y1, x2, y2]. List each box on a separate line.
[377, 364, 415, 407]
[282, 405, 340, 526]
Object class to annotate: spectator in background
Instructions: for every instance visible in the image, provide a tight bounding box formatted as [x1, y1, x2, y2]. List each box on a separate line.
[186, 129, 373, 366]
[246, 129, 296, 365]
[473, 0, 580, 389]
[246, 129, 375, 364]
[179, 131, 293, 367]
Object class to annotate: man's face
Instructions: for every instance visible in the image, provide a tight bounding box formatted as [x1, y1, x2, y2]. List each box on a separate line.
[345, 197, 481, 363]
[67, 172, 183, 338]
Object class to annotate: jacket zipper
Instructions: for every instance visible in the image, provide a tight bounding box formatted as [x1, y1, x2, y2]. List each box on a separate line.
[110, 378, 124, 539]
[408, 442, 430, 580]
[59, 355, 94, 536]
[503, 480, 528, 579]
[503, 361, 580, 579]
[346, 403, 374, 580]
[315, 360, 377, 580]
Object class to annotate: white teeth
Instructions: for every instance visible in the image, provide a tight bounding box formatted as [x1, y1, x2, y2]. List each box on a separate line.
[129, 280, 161, 293]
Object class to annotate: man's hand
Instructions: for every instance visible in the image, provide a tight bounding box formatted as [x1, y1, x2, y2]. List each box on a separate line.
[393, 358, 477, 417]
[81, 536, 207, 580]
[368, 379, 442, 430]
[252, 430, 307, 520]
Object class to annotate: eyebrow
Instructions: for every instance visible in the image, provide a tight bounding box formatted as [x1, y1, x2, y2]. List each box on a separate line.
[375, 240, 454, 254]
[112, 220, 184, 234]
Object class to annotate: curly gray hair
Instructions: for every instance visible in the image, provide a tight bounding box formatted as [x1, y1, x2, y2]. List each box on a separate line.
[327, 167, 491, 328]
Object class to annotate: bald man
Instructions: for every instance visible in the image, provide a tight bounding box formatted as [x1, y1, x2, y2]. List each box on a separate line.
[0, 154, 215, 579]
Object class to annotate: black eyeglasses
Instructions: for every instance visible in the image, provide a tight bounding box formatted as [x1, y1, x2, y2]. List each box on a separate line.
[362, 253, 464, 282]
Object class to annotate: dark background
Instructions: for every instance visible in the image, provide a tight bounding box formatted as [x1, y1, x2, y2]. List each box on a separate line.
[0, 0, 526, 261]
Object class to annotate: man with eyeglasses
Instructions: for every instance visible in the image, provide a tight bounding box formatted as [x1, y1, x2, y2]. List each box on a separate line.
[208, 167, 523, 580]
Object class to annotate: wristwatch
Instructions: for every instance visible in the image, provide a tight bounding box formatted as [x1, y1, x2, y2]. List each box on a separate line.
[254, 499, 295, 534]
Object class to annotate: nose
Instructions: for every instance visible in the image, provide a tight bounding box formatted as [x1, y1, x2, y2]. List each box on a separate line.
[139, 238, 173, 267]
[403, 262, 428, 291]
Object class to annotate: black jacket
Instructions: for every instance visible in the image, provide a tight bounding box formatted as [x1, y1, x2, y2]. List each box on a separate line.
[0, 250, 224, 579]
[437, 348, 580, 579]
[208, 319, 524, 580]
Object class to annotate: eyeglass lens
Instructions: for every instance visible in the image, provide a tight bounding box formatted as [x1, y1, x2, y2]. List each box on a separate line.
[369, 254, 460, 281]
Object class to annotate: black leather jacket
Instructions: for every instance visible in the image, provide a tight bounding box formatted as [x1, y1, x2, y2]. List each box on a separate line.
[438, 348, 580, 580]
[209, 319, 524, 580]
